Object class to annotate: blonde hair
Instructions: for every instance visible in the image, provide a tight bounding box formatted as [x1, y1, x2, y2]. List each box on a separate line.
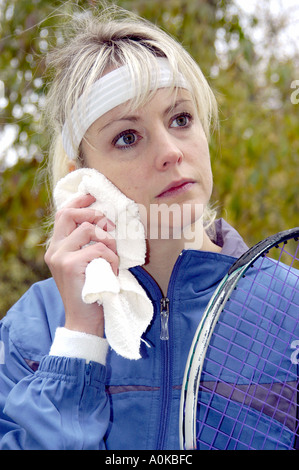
[44, 4, 218, 227]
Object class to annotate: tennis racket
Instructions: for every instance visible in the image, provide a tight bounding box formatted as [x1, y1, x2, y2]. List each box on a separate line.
[179, 227, 299, 450]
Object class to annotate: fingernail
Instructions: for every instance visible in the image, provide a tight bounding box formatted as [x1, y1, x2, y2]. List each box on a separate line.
[106, 220, 116, 231]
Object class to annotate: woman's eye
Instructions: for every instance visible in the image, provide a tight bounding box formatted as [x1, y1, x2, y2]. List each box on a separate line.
[113, 130, 139, 149]
[171, 113, 192, 128]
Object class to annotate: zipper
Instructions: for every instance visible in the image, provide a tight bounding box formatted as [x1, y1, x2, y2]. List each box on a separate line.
[160, 297, 170, 340]
[85, 362, 92, 385]
[156, 299, 171, 449]
[131, 253, 185, 449]
[156, 252, 184, 449]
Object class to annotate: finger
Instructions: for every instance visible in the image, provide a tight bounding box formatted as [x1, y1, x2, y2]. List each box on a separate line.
[96, 216, 116, 232]
[62, 193, 96, 209]
[61, 194, 117, 228]
[94, 226, 117, 254]
[54, 207, 115, 240]
[63, 194, 116, 230]
[46, 225, 119, 276]
[81, 242, 119, 276]
[48, 241, 119, 278]
[65, 222, 117, 254]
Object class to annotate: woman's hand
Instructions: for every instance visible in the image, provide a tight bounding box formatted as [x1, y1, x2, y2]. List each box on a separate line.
[44, 194, 119, 337]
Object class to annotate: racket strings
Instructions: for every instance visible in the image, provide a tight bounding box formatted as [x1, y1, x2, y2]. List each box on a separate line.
[197, 349, 298, 448]
[198, 351, 298, 448]
[195, 241, 299, 450]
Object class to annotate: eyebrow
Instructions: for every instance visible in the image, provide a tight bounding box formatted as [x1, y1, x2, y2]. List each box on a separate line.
[97, 99, 192, 134]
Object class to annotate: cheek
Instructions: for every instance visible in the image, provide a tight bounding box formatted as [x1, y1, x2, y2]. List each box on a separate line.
[190, 138, 212, 177]
[123, 183, 150, 205]
[110, 170, 149, 203]
[190, 138, 213, 199]
[204, 164, 214, 201]
[82, 146, 138, 196]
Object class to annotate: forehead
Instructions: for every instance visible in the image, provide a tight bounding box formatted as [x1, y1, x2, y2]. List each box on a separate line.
[121, 87, 193, 114]
[89, 88, 195, 133]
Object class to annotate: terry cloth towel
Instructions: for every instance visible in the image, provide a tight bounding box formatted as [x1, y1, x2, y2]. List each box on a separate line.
[53, 168, 153, 360]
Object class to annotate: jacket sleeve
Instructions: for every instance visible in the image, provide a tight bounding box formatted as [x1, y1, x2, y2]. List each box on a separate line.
[0, 321, 110, 450]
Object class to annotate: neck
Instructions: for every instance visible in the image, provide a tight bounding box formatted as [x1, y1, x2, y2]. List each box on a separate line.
[143, 224, 221, 296]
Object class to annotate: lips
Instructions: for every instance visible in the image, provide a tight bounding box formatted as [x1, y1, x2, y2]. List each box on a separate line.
[156, 179, 195, 199]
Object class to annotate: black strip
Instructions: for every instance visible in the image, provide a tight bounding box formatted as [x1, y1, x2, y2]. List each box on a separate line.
[228, 227, 299, 275]
[106, 385, 160, 395]
[199, 380, 298, 431]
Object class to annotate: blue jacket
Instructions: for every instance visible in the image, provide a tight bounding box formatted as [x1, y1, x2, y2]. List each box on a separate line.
[0, 220, 249, 450]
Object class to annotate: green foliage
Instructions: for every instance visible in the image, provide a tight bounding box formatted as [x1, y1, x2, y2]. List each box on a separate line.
[0, 158, 50, 315]
[0, 0, 298, 317]
[210, 47, 299, 246]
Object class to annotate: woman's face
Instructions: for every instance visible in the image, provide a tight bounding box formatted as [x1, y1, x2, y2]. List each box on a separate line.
[81, 88, 213, 235]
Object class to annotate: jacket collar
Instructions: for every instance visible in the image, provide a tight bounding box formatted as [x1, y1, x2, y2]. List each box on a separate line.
[208, 218, 248, 258]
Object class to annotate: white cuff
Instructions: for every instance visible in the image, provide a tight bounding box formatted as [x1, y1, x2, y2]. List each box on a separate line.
[49, 327, 109, 365]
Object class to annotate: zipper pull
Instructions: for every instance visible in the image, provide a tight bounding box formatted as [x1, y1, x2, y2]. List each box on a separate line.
[160, 297, 170, 341]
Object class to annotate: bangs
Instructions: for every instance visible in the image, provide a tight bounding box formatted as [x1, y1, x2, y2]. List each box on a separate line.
[120, 54, 182, 114]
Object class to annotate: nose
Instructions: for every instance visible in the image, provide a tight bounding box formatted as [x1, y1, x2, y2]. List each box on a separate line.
[154, 131, 183, 171]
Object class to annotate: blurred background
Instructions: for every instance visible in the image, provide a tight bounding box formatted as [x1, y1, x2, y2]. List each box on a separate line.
[0, 0, 298, 317]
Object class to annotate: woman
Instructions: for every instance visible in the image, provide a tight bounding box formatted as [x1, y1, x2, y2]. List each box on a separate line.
[0, 6, 248, 449]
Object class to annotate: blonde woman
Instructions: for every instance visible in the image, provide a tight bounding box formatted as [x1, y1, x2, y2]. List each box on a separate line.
[0, 7, 248, 449]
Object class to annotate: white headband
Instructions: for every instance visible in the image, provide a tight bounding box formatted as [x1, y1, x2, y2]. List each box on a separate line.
[61, 58, 190, 160]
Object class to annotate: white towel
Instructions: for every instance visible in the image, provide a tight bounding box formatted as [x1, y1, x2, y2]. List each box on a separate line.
[53, 168, 153, 360]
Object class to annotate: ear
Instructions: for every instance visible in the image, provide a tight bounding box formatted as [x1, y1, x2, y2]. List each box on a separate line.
[67, 161, 77, 173]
